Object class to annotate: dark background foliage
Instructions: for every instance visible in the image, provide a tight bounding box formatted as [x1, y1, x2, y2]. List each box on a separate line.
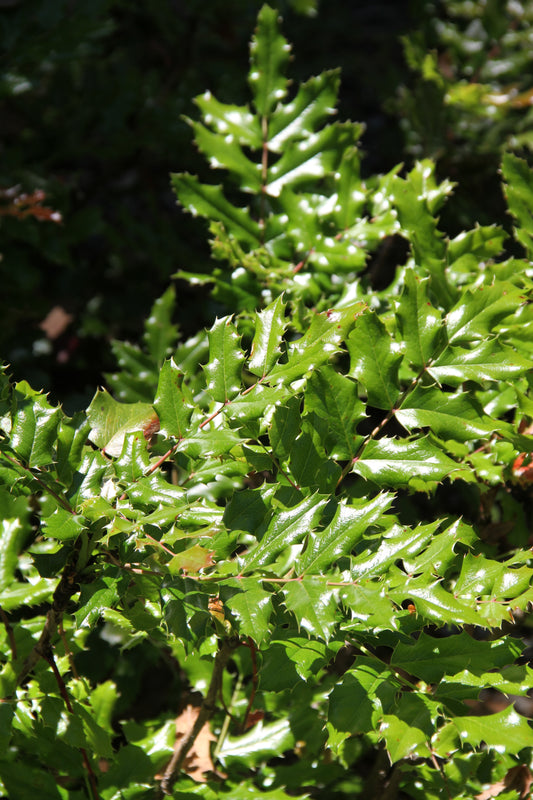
[1, 0, 412, 409]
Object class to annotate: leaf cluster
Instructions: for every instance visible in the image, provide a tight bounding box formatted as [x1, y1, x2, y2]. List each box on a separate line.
[2, 6, 533, 800]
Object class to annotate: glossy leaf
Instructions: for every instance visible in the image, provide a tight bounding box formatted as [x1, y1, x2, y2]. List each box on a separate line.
[249, 4, 290, 117]
[305, 367, 365, 459]
[502, 151, 533, 257]
[353, 437, 459, 486]
[295, 493, 393, 574]
[203, 316, 245, 403]
[87, 390, 155, 458]
[154, 359, 194, 439]
[242, 493, 326, 572]
[248, 295, 288, 377]
[347, 312, 402, 410]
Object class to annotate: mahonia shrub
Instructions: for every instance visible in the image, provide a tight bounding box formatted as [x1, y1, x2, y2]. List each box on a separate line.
[2, 7, 533, 799]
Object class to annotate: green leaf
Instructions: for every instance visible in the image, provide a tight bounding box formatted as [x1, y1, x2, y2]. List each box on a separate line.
[391, 631, 521, 684]
[248, 295, 288, 377]
[295, 493, 393, 574]
[171, 174, 261, 246]
[87, 390, 155, 458]
[143, 285, 179, 366]
[9, 381, 62, 467]
[218, 718, 294, 766]
[347, 312, 402, 410]
[154, 359, 194, 439]
[268, 70, 340, 150]
[353, 436, 459, 486]
[428, 342, 532, 386]
[242, 493, 326, 572]
[433, 706, 533, 757]
[203, 316, 245, 403]
[0, 519, 23, 592]
[189, 119, 262, 192]
[282, 577, 338, 641]
[328, 658, 397, 735]
[194, 91, 262, 148]
[266, 122, 360, 197]
[269, 396, 301, 462]
[390, 575, 483, 626]
[380, 694, 436, 761]
[396, 385, 500, 442]
[502, 151, 533, 257]
[222, 577, 273, 644]
[249, 5, 290, 117]
[445, 283, 523, 344]
[0, 577, 56, 611]
[305, 367, 365, 459]
[395, 270, 444, 369]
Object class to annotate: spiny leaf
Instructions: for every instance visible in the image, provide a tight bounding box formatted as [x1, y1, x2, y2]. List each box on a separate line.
[395, 270, 444, 369]
[502, 151, 533, 257]
[428, 341, 532, 386]
[445, 282, 524, 344]
[9, 381, 62, 468]
[248, 295, 288, 377]
[353, 436, 460, 487]
[154, 359, 194, 439]
[203, 316, 245, 403]
[347, 312, 402, 410]
[282, 577, 338, 642]
[242, 493, 326, 572]
[391, 631, 522, 684]
[171, 173, 261, 246]
[295, 493, 393, 574]
[87, 390, 155, 458]
[268, 69, 341, 150]
[194, 91, 262, 148]
[305, 367, 365, 459]
[249, 5, 290, 117]
[222, 577, 273, 644]
[396, 385, 500, 442]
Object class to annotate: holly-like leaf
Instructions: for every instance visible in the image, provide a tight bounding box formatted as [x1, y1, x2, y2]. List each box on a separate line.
[391, 631, 521, 684]
[445, 283, 523, 344]
[282, 577, 339, 641]
[433, 706, 533, 757]
[222, 577, 273, 644]
[428, 342, 532, 386]
[396, 385, 499, 442]
[347, 312, 402, 410]
[171, 174, 261, 246]
[9, 381, 62, 467]
[87, 390, 155, 458]
[203, 316, 245, 403]
[248, 295, 288, 377]
[353, 437, 459, 486]
[395, 270, 444, 369]
[305, 367, 365, 459]
[242, 493, 326, 572]
[502, 151, 533, 257]
[295, 493, 393, 574]
[154, 359, 194, 439]
[249, 4, 290, 117]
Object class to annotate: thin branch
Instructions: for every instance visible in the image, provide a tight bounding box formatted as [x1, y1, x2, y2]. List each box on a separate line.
[3, 454, 74, 513]
[16, 542, 81, 688]
[46, 650, 101, 800]
[159, 637, 239, 795]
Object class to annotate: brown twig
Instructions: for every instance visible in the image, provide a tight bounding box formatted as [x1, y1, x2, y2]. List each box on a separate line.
[159, 636, 239, 795]
[16, 542, 81, 688]
[45, 650, 101, 800]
